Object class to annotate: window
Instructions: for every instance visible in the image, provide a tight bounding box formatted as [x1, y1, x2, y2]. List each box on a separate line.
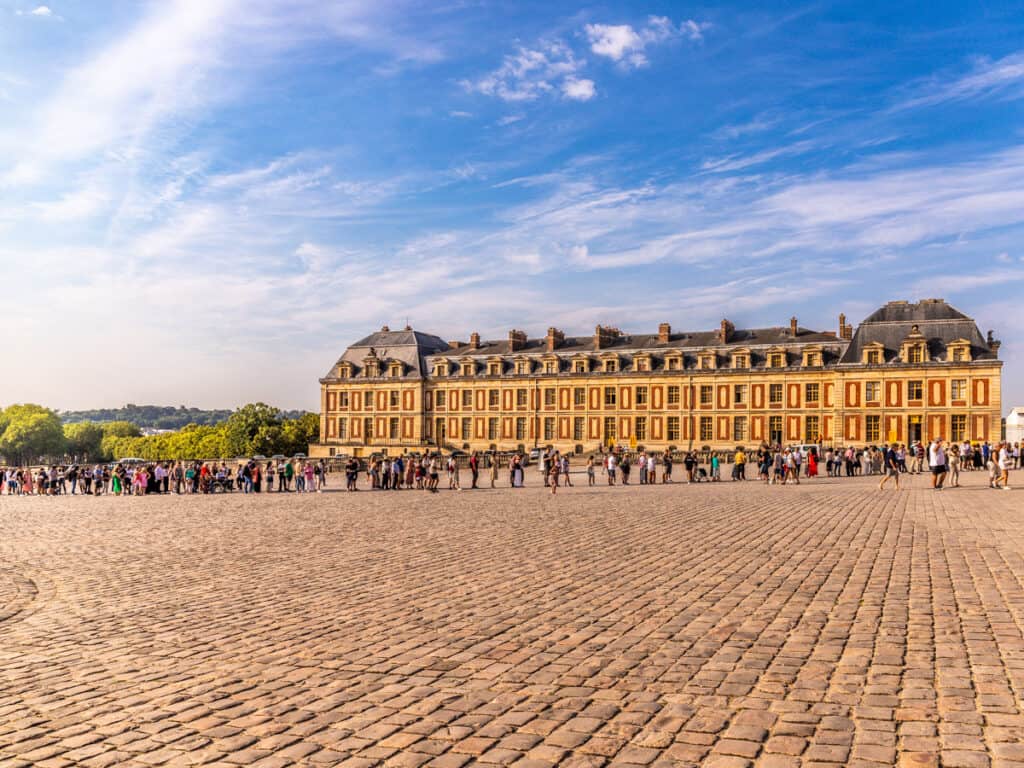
[908, 345, 923, 363]
[339, 366, 351, 379]
[805, 416, 819, 443]
[667, 385, 680, 405]
[516, 388, 528, 407]
[952, 347, 966, 362]
[544, 387, 556, 406]
[667, 356, 681, 371]
[605, 358, 619, 373]
[635, 386, 648, 406]
[805, 383, 820, 403]
[461, 417, 471, 439]
[389, 390, 400, 408]
[700, 355, 714, 370]
[769, 383, 783, 404]
[866, 350, 881, 365]
[951, 379, 967, 400]
[700, 385, 713, 405]
[516, 361, 529, 375]
[635, 357, 649, 372]
[951, 414, 967, 441]
[337, 418, 347, 439]
[604, 386, 617, 407]
[865, 382, 881, 402]
[573, 387, 586, 406]
[544, 360, 557, 374]
[769, 416, 783, 445]
[364, 395, 373, 411]
[700, 416, 713, 441]
[667, 416, 680, 442]
[770, 353, 785, 368]
[544, 417, 555, 440]
[389, 418, 400, 439]
[488, 362, 501, 376]
[734, 385, 747, 405]
[462, 390, 473, 408]
[339, 392, 350, 408]
[635, 417, 647, 441]
[515, 417, 527, 440]
[390, 364, 402, 377]
[733, 355, 748, 369]
[461, 363, 474, 376]
[733, 416, 747, 442]
[573, 417, 585, 441]
[432, 363, 447, 377]
[574, 360, 587, 373]
[804, 352, 821, 367]
[488, 418, 498, 440]
[908, 380, 923, 400]
[865, 414, 880, 442]
[488, 389, 500, 407]
[604, 416, 617, 440]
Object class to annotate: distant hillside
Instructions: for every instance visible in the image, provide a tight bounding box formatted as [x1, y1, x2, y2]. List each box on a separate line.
[60, 404, 309, 430]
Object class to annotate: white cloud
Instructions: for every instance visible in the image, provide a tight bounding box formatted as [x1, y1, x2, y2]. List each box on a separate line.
[460, 41, 583, 102]
[449, 110, 473, 118]
[894, 51, 1024, 111]
[16, 4, 60, 17]
[585, 16, 707, 69]
[31, 5, 53, 16]
[562, 77, 596, 101]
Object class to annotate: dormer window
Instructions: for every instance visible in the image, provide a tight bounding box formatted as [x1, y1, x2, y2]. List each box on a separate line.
[338, 364, 352, 379]
[433, 362, 448, 377]
[515, 360, 530, 375]
[544, 359, 558, 374]
[732, 354, 748, 369]
[802, 349, 821, 367]
[389, 362, 403, 377]
[699, 354, 715, 370]
[635, 356, 649, 372]
[907, 345, 923, 363]
[948, 341, 971, 363]
[574, 359, 588, 374]
[769, 353, 785, 369]
[461, 362, 474, 376]
[667, 357, 681, 371]
[867, 350, 881, 364]
[604, 358, 619, 373]
[488, 361, 502, 376]
[364, 362, 380, 377]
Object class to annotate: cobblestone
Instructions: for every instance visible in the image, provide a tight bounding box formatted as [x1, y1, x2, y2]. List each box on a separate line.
[1, 471, 1023, 766]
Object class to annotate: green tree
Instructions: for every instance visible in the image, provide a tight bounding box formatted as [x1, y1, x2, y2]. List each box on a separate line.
[223, 403, 281, 457]
[0, 404, 66, 464]
[279, 412, 320, 456]
[102, 421, 142, 439]
[64, 421, 105, 460]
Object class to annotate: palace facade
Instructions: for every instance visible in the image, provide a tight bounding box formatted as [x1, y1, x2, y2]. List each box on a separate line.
[310, 299, 1002, 457]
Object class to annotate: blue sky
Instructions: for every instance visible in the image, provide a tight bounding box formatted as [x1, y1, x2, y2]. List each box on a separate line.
[1, 1, 1022, 412]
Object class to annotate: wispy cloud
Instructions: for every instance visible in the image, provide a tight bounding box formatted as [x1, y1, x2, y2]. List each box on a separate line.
[585, 16, 708, 69]
[17, 4, 60, 18]
[893, 50, 1024, 111]
[460, 40, 586, 102]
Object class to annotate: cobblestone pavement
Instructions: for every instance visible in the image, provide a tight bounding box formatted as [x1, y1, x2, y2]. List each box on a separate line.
[1, 471, 1023, 768]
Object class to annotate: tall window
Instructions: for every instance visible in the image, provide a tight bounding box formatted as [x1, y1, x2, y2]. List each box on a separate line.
[667, 385, 680, 405]
[769, 383, 783, 404]
[389, 390, 400, 408]
[544, 387, 556, 406]
[389, 418, 400, 439]
[461, 417, 472, 439]
[805, 383, 820, 403]
[699, 416, 713, 441]
[951, 414, 967, 441]
[769, 416, 782, 444]
[544, 417, 555, 440]
[667, 416, 680, 442]
[337, 418, 347, 439]
[733, 416, 747, 442]
[573, 417, 585, 441]
[867, 350, 881, 364]
[515, 417, 527, 440]
[865, 414, 880, 442]
[462, 390, 473, 407]
[604, 416, 617, 440]
[574, 387, 586, 406]
[488, 418, 498, 440]
[952, 347, 966, 362]
[734, 385, 747, 405]
[700, 385, 713, 405]
[951, 379, 967, 400]
[635, 386, 648, 406]
[805, 416, 819, 443]
[488, 389, 500, 407]
[865, 382, 881, 402]
[604, 386, 617, 407]
[516, 388, 528, 407]
[339, 392, 350, 408]
[908, 380, 923, 400]
[635, 417, 647, 441]
[908, 345, 923, 363]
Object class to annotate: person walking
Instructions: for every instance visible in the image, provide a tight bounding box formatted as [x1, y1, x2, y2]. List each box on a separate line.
[878, 443, 901, 491]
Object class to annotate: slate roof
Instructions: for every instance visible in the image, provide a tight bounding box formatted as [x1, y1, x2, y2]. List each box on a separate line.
[840, 300, 995, 364]
[321, 329, 449, 380]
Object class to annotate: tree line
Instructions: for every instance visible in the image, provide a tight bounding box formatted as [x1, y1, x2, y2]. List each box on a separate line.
[0, 403, 319, 465]
[59, 403, 308, 430]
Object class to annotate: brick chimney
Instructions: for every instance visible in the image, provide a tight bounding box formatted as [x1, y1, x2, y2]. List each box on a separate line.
[508, 329, 527, 352]
[988, 330, 1001, 355]
[790, 316, 799, 337]
[546, 327, 564, 352]
[469, 332, 480, 350]
[593, 325, 619, 350]
[719, 319, 734, 344]
[658, 323, 671, 343]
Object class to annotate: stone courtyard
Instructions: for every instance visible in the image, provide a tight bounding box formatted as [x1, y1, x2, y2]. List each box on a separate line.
[0, 472, 1022, 768]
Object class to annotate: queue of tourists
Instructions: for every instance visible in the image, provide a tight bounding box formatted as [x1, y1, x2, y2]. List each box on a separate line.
[1, 458, 328, 496]
[2, 440, 1017, 496]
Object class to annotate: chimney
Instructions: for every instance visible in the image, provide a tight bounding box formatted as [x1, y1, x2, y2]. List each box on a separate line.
[508, 329, 527, 352]
[593, 325, 620, 350]
[546, 327, 564, 352]
[381, 324, 390, 332]
[658, 323, 671, 343]
[469, 332, 481, 350]
[719, 319, 734, 344]
[988, 330, 1001, 355]
[447, 340, 463, 349]
[790, 316, 799, 337]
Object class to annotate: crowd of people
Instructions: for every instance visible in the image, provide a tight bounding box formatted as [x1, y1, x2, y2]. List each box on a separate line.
[2, 440, 1018, 497]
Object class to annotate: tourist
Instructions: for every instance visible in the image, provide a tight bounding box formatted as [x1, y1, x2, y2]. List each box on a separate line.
[561, 454, 572, 487]
[607, 453, 617, 485]
[710, 453, 720, 482]
[662, 453, 673, 483]
[469, 451, 480, 489]
[587, 455, 596, 486]
[995, 442, 1013, 490]
[638, 452, 648, 485]
[489, 455, 498, 488]
[948, 443, 961, 487]
[549, 451, 560, 494]
[684, 452, 696, 483]
[878, 443, 901, 491]
[646, 453, 655, 484]
[929, 437, 947, 491]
